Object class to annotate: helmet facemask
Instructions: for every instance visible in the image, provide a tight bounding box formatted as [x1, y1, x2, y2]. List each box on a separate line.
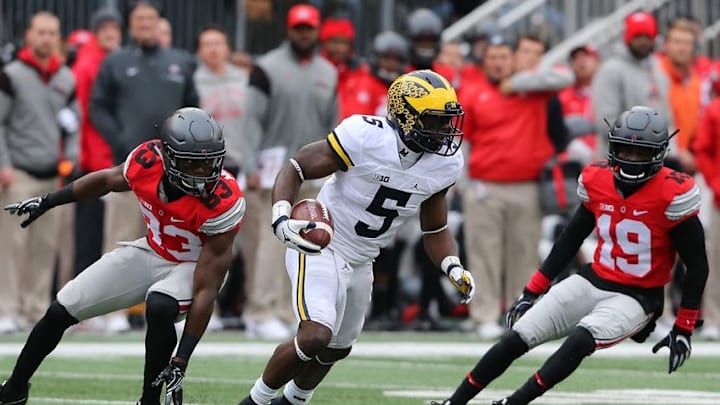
[607, 139, 667, 185]
[404, 104, 464, 156]
[161, 144, 225, 197]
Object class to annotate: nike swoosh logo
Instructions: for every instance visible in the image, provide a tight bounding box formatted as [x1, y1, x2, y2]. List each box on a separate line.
[633, 210, 648, 216]
[170, 217, 184, 223]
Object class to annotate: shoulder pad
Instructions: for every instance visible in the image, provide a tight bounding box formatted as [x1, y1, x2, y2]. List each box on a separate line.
[662, 171, 700, 221]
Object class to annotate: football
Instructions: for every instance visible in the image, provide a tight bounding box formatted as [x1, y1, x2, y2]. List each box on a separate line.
[291, 199, 334, 249]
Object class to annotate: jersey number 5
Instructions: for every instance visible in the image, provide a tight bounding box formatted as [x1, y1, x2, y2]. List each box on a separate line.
[597, 214, 652, 277]
[355, 185, 411, 238]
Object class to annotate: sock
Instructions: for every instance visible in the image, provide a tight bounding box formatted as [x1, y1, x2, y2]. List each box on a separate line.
[9, 301, 77, 388]
[284, 379, 315, 405]
[508, 327, 595, 405]
[449, 332, 528, 404]
[141, 293, 179, 402]
[250, 376, 278, 405]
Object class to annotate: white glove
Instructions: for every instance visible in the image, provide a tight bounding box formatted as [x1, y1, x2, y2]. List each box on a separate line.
[57, 107, 79, 133]
[442, 256, 475, 304]
[272, 200, 321, 255]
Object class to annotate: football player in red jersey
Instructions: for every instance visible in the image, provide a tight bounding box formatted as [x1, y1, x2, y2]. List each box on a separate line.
[0, 107, 244, 405]
[433, 106, 708, 405]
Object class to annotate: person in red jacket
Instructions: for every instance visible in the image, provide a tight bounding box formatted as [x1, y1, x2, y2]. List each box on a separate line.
[319, 18, 365, 120]
[338, 31, 408, 119]
[70, 8, 122, 314]
[692, 66, 720, 340]
[558, 45, 598, 121]
[460, 35, 573, 339]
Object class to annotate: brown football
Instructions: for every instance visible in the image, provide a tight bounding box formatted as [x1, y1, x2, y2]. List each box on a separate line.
[291, 199, 334, 249]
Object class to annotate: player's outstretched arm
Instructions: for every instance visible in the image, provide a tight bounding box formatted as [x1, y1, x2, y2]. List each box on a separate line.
[652, 216, 708, 374]
[419, 187, 475, 304]
[4, 164, 129, 227]
[506, 204, 595, 328]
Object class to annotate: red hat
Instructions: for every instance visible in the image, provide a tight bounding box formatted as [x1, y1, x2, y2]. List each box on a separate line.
[569, 45, 598, 60]
[67, 30, 93, 47]
[319, 18, 355, 42]
[287, 4, 320, 29]
[624, 11, 657, 44]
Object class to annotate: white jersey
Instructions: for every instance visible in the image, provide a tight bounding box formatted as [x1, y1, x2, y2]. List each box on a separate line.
[319, 114, 463, 264]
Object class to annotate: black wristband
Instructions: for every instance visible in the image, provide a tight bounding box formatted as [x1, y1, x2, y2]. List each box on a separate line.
[44, 183, 76, 208]
[176, 332, 200, 363]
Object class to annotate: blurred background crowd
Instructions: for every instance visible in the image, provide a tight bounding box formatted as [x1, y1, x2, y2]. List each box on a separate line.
[1, 0, 720, 344]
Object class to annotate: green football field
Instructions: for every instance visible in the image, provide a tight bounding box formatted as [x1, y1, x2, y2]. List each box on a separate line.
[1, 332, 719, 404]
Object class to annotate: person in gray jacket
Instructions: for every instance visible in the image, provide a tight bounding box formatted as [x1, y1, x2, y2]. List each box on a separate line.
[90, 0, 198, 258]
[0, 11, 78, 333]
[243, 3, 338, 340]
[592, 11, 672, 158]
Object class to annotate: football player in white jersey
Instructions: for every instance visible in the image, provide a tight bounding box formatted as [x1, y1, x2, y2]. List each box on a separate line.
[238, 70, 475, 405]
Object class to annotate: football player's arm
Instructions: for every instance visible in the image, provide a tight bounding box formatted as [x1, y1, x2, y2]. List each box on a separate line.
[272, 140, 343, 204]
[420, 186, 475, 303]
[524, 204, 596, 295]
[4, 164, 130, 227]
[173, 229, 236, 366]
[669, 216, 708, 333]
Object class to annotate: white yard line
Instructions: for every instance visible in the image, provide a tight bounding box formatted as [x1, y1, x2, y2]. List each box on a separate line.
[385, 389, 720, 404]
[2, 341, 720, 358]
[30, 398, 213, 405]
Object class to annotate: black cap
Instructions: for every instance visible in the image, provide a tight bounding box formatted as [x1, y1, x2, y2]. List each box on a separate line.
[90, 8, 122, 32]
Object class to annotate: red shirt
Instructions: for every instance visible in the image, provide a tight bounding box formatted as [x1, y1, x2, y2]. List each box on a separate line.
[693, 98, 720, 206]
[558, 84, 594, 121]
[124, 141, 245, 262]
[338, 70, 389, 120]
[72, 39, 114, 173]
[458, 63, 485, 92]
[580, 162, 700, 288]
[461, 78, 555, 182]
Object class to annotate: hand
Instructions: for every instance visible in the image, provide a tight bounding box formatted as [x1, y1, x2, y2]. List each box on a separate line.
[153, 359, 185, 405]
[678, 150, 697, 174]
[272, 201, 321, 255]
[447, 266, 475, 304]
[4, 195, 51, 228]
[652, 327, 692, 374]
[506, 290, 540, 329]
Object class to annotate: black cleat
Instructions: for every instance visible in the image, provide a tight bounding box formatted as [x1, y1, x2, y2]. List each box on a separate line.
[270, 396, 293, 405]
[238, 396, 259, 405]
[430, 400, 451, 405]
[0, 380, 30, 405]
[491, 399, 510, 405]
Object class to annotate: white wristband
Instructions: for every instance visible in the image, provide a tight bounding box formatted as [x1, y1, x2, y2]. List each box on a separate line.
[441, 255, 462, 275]
[272, 200, 292, 223]
[289, 158, 305, 181]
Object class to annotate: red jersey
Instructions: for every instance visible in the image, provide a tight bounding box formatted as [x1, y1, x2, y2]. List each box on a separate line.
[123, 141, 245, 262]
[578, 162, 700, 288]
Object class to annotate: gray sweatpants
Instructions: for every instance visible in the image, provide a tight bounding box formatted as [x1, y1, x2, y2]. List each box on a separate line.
[514, 275, 653, 349]
[57, 238, 195, 321]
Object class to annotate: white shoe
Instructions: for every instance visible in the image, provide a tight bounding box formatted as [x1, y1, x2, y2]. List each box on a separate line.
[0, 317, 17, 334]
[698, 325, 720, 341]
[246, 318, 292, 340]
[206, 314, 224, 332]
[105, 314, 131, 333]
[477, 321, 504, 340]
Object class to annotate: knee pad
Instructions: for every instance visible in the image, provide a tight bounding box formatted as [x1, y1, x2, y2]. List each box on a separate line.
[565, 326, 596, 357]
[316, 347, 351, 365]
[145, 292, 180, 323]
[45, 301, 79, 329]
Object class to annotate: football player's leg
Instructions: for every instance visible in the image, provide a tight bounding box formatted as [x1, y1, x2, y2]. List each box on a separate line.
[280, 261, 372, 404]
[444, 275, 596, 405]
[3, 245, 155, 399]
[244, 250, 339, 405]
[141, 262, 195, 403]
[502, 283, 650, 405]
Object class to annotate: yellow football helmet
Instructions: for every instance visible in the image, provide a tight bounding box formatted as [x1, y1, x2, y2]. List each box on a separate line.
[386, 69, 464, 156]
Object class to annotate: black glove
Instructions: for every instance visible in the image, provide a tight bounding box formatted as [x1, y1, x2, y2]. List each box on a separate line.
[4, 195, 51, 228]
[153, 359, 186, 405]
[652, 327, 691, 374]
[505, 289, 540, 329]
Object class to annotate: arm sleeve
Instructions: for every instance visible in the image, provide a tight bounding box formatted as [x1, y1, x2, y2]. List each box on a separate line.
[669, 216, 708, 310]
[243, 65, 270, 173]
[510, 66, 574, 92]
[199, 196, 246, 235]
[89, 60, 122, 151]
[0, 71, 13, 168]
[538, 204, 596, 280]
[592, 62, 623, 159]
